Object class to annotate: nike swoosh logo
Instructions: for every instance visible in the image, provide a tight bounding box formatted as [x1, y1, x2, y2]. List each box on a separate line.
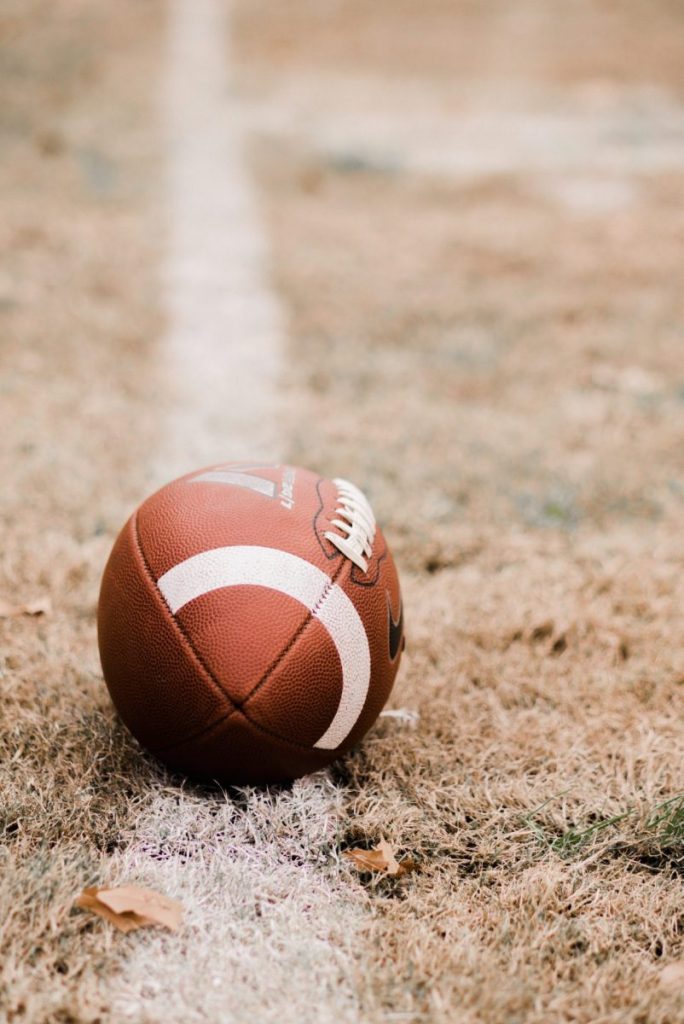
[387, 595, 404, 662]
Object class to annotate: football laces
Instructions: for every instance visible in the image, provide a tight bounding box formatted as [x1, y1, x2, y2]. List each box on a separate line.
[324, 478, 377, 572]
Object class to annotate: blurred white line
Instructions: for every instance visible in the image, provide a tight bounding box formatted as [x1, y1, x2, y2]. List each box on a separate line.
[107, 6, 365, 1022]
[155, 0, 283, 483]
[245, 76, 684, 180]
[318, 110, 684, 178]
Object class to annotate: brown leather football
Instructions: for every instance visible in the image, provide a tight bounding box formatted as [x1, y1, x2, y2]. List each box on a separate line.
[97, 463, 404, 784]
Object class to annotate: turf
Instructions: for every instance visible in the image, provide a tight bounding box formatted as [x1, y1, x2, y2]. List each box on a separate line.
[2, 1, 684, 1022]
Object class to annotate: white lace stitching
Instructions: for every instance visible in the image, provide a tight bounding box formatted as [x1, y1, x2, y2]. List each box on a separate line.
[324, 478, 377, 572]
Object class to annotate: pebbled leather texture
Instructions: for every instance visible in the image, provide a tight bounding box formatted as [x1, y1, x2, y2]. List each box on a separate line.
[97, 463, 403, 784]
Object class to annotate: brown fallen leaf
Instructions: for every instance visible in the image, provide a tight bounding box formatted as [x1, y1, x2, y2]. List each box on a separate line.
[75, 885, 183, 933]
[76, 888, 141, 934]
[0, 597, 52, 618]
[344, 839, 417, 877]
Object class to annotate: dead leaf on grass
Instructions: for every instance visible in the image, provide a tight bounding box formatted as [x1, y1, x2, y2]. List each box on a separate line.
[0, 597, 52, 618]
[344, 839, 417, 877]
[75, 885, 183, 933]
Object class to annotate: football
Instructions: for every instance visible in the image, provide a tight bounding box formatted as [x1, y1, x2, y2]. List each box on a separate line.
[97, 463, 404, 784]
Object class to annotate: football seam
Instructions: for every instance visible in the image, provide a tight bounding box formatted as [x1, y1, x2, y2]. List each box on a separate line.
[135, 519, 350, 756]
[156, 563, 348, 756]
[237, 554, 347, 709]
[132, 510, 239, 721]
[160, 697, 345, 760]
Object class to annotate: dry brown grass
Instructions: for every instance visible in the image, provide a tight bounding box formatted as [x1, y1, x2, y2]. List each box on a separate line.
[238, 0, 684, 1019]
[2, 1, 684, 1022]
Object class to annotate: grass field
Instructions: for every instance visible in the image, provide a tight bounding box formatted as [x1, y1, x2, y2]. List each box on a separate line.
[2, 1, 684, 1021]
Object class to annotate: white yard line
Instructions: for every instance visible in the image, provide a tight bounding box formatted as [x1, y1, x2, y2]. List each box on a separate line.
[107, 778, 364, 1024]
[244, 75, 684, 212]
[106, 3, 364, 1022]
[155, 0, 283, 482]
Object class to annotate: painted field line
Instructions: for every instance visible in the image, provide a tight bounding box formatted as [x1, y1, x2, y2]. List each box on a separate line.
[245, 78, 684, 206]
[156, 0, 282, 482]
[106, 4, 364, 1022]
